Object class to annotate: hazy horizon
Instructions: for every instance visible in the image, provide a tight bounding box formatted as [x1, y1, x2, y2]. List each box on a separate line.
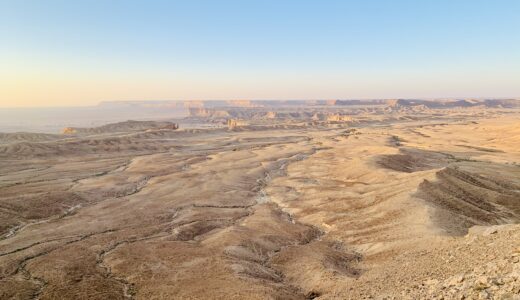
[3, 96, 520, 109]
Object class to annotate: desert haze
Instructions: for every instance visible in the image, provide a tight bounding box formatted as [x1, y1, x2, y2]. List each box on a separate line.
[0, 99, 519, 299]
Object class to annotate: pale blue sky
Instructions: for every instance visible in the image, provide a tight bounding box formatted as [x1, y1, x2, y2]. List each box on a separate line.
[1, 0, 519, 107]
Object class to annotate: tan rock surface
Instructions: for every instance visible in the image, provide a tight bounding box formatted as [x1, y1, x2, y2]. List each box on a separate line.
[1, 106, 519, 299]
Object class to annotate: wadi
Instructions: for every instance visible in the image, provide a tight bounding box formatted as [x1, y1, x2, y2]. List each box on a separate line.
[1, 99, 519, 299]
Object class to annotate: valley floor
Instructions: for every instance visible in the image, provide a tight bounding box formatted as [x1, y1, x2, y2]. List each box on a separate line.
[0, 112, 519, 299]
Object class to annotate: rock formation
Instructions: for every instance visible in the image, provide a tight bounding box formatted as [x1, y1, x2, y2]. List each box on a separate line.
[227, 119, 248, 130]
[327, 114, 353, 122]
[61, 120, 178, 135]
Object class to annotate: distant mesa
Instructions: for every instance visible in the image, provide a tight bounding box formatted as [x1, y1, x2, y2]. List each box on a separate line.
[227, 100, 256, 107]
[91, 99, 520, 126]
[335, 99, 391, 106]
[62, 120, 178, 135]
[97, 98, 520, 110]
[387, 98, 520, 109]
[188, 107, 231, 118]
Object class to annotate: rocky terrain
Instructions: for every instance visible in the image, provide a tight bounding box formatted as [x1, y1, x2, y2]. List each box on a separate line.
[61, 120, 178, 135]
[0, 100, 519, 299]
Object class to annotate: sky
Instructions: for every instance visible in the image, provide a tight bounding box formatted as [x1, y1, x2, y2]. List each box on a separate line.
[1, 0, 519, 107]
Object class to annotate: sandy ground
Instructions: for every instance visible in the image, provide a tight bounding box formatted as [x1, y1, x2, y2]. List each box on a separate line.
[0, 109, 519, 299]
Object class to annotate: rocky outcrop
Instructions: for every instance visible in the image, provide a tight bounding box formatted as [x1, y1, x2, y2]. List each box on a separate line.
[264, 111, 277, 119]
[227, 119, 248, 130]
[62, 127, 77, 134]
[188, 108, 231, 118]
[326, 114, 352, 122]
[403, 225, 520, 299]
[61, 120, 178, 135]
[0, 132, 64, 144]
[311, 113, 327, 121]
[158, 123, 178, 130]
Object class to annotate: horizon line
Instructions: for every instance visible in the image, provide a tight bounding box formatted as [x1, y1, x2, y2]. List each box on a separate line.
[2, 96, 520, 109]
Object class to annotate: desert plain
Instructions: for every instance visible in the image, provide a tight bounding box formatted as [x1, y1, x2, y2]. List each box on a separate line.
[0, 99, 519, 299]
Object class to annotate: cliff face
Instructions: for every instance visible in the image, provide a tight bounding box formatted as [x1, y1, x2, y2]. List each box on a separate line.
[188, 107, 211, 117]
[188, 108, 231, 118]
[97, 99, 520, 110]
[226, 119, 248, 130]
